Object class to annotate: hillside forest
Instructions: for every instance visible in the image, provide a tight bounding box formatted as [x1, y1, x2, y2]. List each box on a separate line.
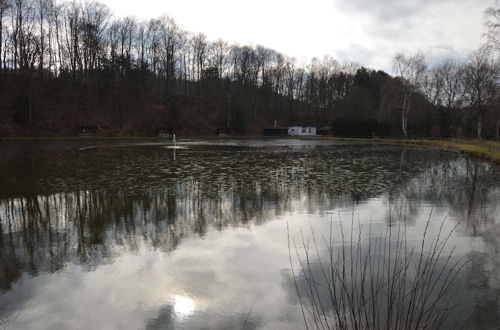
[1, 0, 500, 139]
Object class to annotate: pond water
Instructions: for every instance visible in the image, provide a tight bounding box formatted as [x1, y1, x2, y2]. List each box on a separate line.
[0, 139, 499, 329]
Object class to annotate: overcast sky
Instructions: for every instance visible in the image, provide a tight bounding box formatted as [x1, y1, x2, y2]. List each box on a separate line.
[100, 0, 494, 72]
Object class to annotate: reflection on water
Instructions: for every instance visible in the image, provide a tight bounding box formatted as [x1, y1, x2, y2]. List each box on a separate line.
[0, 140, 499, 329]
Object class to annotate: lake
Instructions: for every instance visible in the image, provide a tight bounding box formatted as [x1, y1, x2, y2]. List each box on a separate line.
[0, 139, 499, 329]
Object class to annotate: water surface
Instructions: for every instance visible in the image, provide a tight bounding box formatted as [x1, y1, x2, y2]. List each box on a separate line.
[0, 139, 499, 329]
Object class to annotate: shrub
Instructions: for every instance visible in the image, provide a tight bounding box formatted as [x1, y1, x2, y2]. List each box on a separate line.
[288, 214, 468, 330]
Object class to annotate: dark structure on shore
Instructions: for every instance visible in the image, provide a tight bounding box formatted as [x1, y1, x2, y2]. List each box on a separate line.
[77, 125, 97, 137]
[317, 127, 332, 136]
[216, 128, 231, 136]
[263, 127, 288, 136]
[157, 127, 174, 137]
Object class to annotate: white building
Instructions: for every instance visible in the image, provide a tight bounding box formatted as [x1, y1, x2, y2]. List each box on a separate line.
[288, 126, 317, 136]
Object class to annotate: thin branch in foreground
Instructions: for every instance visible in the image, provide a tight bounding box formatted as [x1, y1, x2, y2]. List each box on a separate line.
[288, 213, 469, 330]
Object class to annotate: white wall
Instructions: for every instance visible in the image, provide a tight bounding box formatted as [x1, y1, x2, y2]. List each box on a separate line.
[288, 126, 316, 136]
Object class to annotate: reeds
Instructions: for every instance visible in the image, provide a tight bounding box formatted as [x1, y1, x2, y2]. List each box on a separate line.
[288, 213, 469, 330]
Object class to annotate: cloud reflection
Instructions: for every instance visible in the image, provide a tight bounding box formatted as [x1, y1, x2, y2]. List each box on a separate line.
[0, 141, 499, 329]
[172, 295, 196, 318]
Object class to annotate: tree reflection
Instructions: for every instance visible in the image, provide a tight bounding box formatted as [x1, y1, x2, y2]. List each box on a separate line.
[0, 143, 499, 328]
[391, 155, 500, 329]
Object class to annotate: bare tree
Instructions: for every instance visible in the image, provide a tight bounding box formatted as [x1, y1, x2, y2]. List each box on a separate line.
[393, 53, 427, 138]
[255, 45, 273, 86]
[421, 67, 443, 107]
[80, 1, 110, 72]
[0, 0, 9, 72]
[158, 15, 180, 87]
[484, 6, 500, 53]
[191, 32, 207, 82]
[462, 51, 499, 139]
[435, 58, 466, 111]
[207, 39, 228, 79]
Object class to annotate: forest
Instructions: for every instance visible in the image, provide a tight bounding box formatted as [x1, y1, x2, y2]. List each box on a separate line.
[0, 0, 500, 139]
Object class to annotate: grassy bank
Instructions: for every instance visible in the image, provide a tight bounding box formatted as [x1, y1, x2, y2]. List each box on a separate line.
[411, 139, 500, 165]
[339, 137, 500, 165]
[309, 136, 500, 164]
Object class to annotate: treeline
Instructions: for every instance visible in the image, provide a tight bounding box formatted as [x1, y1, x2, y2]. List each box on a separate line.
[0, 0, 499, 139]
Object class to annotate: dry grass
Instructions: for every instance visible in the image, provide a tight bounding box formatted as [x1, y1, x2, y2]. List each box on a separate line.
[309, 136, 500, 165]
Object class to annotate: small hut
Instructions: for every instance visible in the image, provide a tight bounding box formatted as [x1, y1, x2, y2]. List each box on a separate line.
[216, 128, 231, 136]
[288, 126, 317, 136]
[157, 127, 174, 138]
[317, 127, 332, 136]
[77, 125, 97, 137]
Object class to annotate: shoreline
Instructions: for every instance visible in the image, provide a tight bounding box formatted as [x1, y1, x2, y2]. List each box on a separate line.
[318, 137, 500, 165]
[1, 136, 499, 165]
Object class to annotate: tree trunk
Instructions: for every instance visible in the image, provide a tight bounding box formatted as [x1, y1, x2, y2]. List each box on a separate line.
[28, 93, 32, 122]
[496, 115, 499, 142]
[39, 0, 44, 76]
[477, 112, 482, 140]
[0, 7, 3, 73]
[401, 95, 408, 138]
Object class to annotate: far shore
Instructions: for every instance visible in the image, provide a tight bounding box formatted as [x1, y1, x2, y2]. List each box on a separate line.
[1, 135, 499, 165]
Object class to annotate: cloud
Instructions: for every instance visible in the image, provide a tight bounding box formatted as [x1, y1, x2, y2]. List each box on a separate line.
[99, 0, 492, 71]
[334, 43, 373, 66]
[336, 0, 481, 23]
[331, 0, 493, 70]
